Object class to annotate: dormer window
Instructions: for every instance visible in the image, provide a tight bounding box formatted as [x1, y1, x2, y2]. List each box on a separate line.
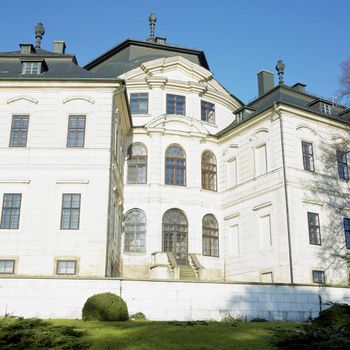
[22, 61, 41, 74]
[320, 103, 332, 115]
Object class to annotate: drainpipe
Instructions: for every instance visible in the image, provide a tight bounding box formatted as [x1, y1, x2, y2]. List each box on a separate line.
[274, 102, 294, 284]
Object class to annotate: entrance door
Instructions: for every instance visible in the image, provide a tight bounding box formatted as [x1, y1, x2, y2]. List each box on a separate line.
[162, 209, 188, 265]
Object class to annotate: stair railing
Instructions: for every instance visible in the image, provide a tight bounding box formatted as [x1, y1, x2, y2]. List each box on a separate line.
[188, 253, 204, 280]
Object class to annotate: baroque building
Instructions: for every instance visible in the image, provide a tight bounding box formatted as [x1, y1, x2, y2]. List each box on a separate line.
[1, 19, 350, 286]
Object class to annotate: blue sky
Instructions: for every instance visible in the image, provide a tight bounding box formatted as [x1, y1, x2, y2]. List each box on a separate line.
[1, 0, 349, 103]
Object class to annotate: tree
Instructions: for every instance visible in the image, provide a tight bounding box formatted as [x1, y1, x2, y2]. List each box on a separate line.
[339, 57, 350, 106]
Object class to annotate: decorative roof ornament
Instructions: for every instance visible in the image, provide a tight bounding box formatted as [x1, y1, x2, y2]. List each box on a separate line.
[35, 22, 45, 49]
[276, 60, 285, 85]
[148, 13, 157, 41]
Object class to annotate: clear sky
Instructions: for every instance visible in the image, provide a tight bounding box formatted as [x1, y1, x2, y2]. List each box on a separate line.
[1, 0, 349, 104]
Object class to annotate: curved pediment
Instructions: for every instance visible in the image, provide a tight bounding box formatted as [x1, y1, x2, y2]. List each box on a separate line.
[144, 114, 210, 137]
[63, 96, 95, 104]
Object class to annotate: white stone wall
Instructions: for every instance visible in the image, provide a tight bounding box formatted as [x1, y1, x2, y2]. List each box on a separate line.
[0, 82, 125, 277]
[0, 277, 349, 321]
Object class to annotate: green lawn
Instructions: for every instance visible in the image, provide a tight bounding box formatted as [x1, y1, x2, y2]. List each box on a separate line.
[0, 317, 298, 350]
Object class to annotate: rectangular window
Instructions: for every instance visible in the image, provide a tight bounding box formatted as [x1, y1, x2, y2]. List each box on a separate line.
[166, 94, 186, 115]
[0, 194, 21, 229]
[308, 212, 321, 245]
[9, 115, 29, 147]
[60, 194, 81, 230]
[201, 100, 215, 124]
[56, 260, 76, 275]
[227, 158, 237, 188]
[130, 93, 148, 114]
[259, 215, 272, 250]
[302, 141, 315, 171]
[67, 115, 86, 147]
[337, 150, 349, 180]
[320, 103, 332, 115]
[255, 144, 267, 176]
[344, 218, 350, 249]
[22, 62, 41, 74]
[312, 270, 325, 284]
[0, 260, 15, 274]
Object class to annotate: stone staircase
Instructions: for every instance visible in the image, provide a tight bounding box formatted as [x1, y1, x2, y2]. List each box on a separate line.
[179, 265, 197, 280]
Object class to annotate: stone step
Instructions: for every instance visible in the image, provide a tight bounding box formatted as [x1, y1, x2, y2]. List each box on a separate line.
[179, 265, 197, 280]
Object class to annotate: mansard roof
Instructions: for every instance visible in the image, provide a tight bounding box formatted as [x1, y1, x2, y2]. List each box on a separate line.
[84, 38, 210, 77]
[217, 84, 350, 137]
[0, 46, 114, 80]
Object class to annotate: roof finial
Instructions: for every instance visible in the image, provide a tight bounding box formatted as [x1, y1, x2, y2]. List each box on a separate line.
[35, 22, 45, 49]
[148, 13, 157, 41]
[276, 60, 285, 85]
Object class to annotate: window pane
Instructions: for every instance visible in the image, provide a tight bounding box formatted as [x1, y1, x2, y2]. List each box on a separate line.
[57, 260, 76, 275]
[337, 151, 349, 180]
[202, 214, 219, 257]
[10, 116, 29, 147]
[165, 145, 186, 185]
[302, 142, 314, 171]
[130, 93, 148, 114]
[127, 143, 147, 184]
[0, 194, 21, 229]
[0, 260, 15, 274]
[124, 209, 146, 252]
[67, 116, 86, 147]
[308, 212, 321, 245]
[61, 194, 81, 229]
[201, 101, 215, 124]
[344, 218, 350, 249]
[312, 270, 325, 284]
[166, 94, 186, 115]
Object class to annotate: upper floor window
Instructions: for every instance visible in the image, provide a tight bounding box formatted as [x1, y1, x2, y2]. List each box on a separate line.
[202, 151, 217, 191]
[0, 194, 21, 229]
[312, 270, 325, 284]
[130, 93, 149, 115]
[22, 61, 41, 74]
[302, 141, 314, 171]
[60, 194, 81, 230]
[10, 115, 29, 147]
[165, 144, 186, 186]
[307, 212, 321, 245]
[202, 214, 219, 257]
[124, 209, 146, 253]
[201, 101, 215, 124]
[56, 260, 77, 275]
[0, 259, 15, 274]
[67, 115, 86, 147]
[337, 150, 349, 180]
[127, 143, 147, 184]
[344, 218, 350, 249]
[166, 94, 185, 116]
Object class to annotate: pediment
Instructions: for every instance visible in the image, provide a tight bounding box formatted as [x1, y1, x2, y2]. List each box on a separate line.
[145, 114, 209, 136]
[6, 96, 38, 104]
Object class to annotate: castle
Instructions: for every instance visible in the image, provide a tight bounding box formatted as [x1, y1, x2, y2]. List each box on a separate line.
[1, 18, 349, 287]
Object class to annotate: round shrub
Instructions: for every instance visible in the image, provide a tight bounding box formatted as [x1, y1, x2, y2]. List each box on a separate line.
[82, 292, 129, 321]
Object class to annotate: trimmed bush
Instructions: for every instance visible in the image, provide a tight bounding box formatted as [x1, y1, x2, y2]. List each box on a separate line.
[82, 292, 129, 321]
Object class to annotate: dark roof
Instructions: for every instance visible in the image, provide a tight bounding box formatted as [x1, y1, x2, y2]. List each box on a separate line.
[84, 38, 210, 77]
[217, 85, 350, 137]
[0, 47, 111, 80]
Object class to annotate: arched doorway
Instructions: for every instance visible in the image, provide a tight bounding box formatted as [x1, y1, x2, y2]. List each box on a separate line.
[162, 209, 188, 264]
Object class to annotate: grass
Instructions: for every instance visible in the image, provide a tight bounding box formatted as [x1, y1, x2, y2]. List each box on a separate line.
[0, 317, 298, 350]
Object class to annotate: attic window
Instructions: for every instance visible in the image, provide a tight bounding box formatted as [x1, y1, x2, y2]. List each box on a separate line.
[22, 61, 42, 75]
[320, 103, 332, 115]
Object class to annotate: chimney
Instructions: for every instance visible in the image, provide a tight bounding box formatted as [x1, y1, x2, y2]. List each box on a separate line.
[52, 41, 66, 54]
[291, 83, 306, 93]
[257, 70, 274, 96]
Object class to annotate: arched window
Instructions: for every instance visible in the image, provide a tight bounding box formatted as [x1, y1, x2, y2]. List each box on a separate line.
[202, 151, 217, 191]
[124, 209, 146, 252]
[162, 209, 188, 264]
[165, 144, 186, 186]
[202, 214, 219, 257]
[127, 143, 147, 184]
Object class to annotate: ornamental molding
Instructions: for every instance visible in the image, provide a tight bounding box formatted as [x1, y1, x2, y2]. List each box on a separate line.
[6, 96, 38, 104]
[62, 96, 95, 104]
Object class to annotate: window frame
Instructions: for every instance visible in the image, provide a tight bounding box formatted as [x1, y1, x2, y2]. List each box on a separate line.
[165, 144, 186, 186]
[123, 209, 146, 253]
[344, 218, 350, 249]
[312, 270, 325, 284]
[302, 141, 315, 171]
[202, 214, 219, 257]
[166, 94, 186, 116]
[201, 100, 215, 124]
[22, 61, 41, 75]
[337, 150, 349, 180]
[127, 143, 147, 184]
[307, 212, 321, 245]
[56, 260, 77, 275]
[0, 259, 15, 274]
[67, 115, 86, 148]
[201, 150, 217, 191]
[0, 193, 22, 230]
[60, 194, 81, 230]
[130, 93, 149, 115]
[9, 115, 29, 147]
